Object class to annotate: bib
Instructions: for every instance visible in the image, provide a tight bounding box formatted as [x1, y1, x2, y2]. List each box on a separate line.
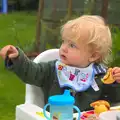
[56, 60, 95, 92]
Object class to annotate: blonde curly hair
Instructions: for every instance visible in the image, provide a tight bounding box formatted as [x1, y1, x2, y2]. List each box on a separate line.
[61, 15, 112, 65]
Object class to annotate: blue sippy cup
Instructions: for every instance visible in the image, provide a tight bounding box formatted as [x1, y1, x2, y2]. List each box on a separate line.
[43, 90, 81, 120]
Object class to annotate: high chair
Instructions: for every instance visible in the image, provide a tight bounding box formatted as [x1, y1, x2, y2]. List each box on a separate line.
[16, 49, 59, 120]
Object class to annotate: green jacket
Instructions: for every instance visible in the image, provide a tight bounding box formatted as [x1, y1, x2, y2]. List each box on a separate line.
[5, 48, 120, 111]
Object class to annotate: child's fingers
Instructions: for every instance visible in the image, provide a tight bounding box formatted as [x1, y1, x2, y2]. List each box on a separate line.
[10, 46, 18, 52]
[8, 47, 18, 58]
[113, 69, 120, 74]
[112, 67, 117, 74]
[0, 45, 18, 59]
[114, 76, 120, 81]
[112, 69, 120, 83]
[113, 72, 120, 77]
[112, 67, 120, 74]
[9, 46, 18, 58]
[0, 46, 10, 59]
[113, 72, 120, 82]
[8, 53, 18, 59]
[116, 79, 120, 83]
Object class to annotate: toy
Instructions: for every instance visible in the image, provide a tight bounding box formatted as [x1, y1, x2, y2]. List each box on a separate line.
[90, 100, 110, 115]
[101, 68, 115, 84]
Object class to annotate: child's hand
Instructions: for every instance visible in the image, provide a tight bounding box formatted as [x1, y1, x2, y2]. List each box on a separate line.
[112, 67, 120, 83]
[0, 45, 19, 60]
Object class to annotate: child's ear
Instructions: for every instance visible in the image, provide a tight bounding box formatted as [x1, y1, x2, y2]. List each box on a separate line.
[89, 52, 101, 62]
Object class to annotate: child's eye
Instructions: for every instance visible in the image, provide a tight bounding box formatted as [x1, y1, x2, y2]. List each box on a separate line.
[69, 43, 76, 48]
[61, 40, 65, 44]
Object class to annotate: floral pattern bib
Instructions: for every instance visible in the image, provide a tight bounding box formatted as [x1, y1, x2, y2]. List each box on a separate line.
[55, 60, 95, 92]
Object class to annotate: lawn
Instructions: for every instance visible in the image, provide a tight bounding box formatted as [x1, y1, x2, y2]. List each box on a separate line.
[0, 12, 36, 120]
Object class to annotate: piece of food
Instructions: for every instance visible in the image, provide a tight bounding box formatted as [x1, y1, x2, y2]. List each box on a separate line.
[101, 68, 115, 84]
[90, 100, 110, 108]
[36, 112, 45, 117]
[90, 100, 110, 115]
[84, 114, 99, 120]
[81, 110, 94, 120]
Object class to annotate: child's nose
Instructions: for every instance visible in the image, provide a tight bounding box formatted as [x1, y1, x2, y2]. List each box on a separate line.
[61, 44, 68, 53]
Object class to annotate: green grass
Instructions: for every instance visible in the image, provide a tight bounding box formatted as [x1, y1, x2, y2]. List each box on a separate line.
[0, 12, 36, 120]
[0, 11, 36, 47]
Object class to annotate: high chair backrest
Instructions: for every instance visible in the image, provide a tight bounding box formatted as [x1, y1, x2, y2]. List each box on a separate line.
[25, 49, 59, 108]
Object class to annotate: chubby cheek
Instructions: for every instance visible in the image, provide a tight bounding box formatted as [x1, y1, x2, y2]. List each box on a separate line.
[69, 54, 81, 61]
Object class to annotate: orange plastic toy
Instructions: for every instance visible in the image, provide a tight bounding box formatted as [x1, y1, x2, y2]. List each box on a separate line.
[90, 100, 110, 115]
[101, 68, 115, 84]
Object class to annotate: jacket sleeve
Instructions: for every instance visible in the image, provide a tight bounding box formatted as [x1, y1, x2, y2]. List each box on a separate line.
[5, 48, 56, 88]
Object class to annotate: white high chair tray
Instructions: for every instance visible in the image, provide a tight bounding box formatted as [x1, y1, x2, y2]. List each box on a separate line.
[16, 104, 48, 120]
[16, 104, 79, 120]
[16, 103, 120, 120]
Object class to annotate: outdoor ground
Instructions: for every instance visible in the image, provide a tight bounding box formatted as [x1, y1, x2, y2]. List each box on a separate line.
[0, 12, 36, 120]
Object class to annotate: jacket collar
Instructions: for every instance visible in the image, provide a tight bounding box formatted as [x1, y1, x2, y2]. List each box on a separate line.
[94, 63, 107, 75]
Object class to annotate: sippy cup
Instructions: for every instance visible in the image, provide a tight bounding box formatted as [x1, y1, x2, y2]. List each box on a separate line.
[43, 89, 81, 120]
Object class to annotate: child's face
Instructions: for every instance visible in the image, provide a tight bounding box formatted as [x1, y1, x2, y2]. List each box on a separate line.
[59, 39, 97, 68]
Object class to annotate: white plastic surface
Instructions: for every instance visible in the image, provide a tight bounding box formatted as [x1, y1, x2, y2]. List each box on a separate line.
[16, 104, 78, 120]
[25, 49, 59, 108]
[99, 111, 120, 120]
[16, 104, 48, 120]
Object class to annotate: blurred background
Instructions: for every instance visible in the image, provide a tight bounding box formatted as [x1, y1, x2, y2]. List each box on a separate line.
[0, 0, 120, 119]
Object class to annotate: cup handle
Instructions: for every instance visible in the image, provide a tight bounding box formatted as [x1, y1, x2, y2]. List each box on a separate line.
[43, 103, 50, 120]
[73, 106, 81, 120]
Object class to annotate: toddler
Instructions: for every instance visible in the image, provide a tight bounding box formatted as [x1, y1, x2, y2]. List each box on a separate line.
[1, 15, 120, 111]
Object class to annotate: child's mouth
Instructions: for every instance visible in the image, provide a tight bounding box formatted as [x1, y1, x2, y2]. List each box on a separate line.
[61, 55, 66, 60]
